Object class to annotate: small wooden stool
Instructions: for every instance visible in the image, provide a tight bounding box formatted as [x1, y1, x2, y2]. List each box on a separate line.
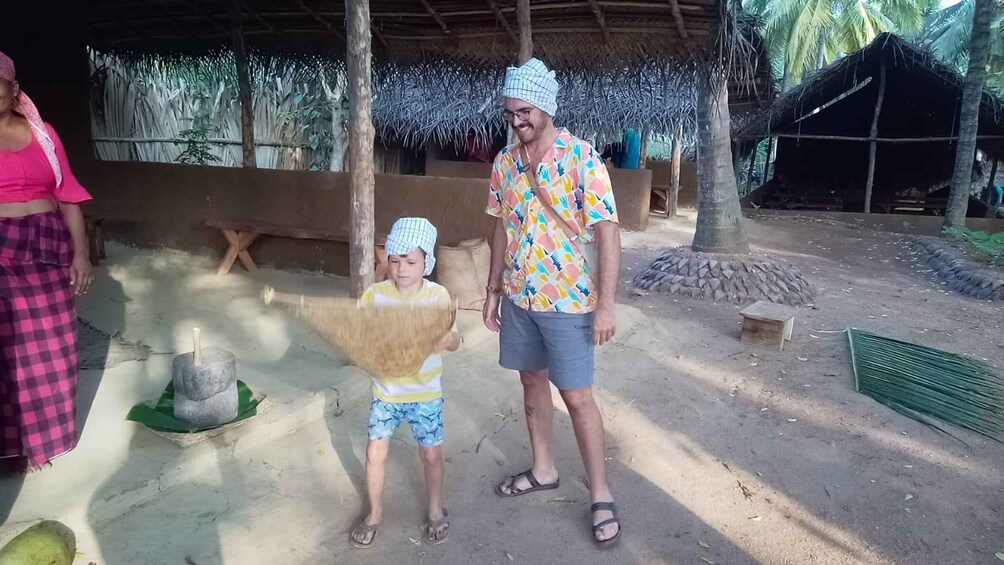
[739, 301, 796, 350]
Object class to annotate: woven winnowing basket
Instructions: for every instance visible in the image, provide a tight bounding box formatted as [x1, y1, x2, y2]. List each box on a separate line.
[264, 288, 456, 381]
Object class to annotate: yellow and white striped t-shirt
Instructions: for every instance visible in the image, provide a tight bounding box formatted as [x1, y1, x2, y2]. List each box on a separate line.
[359, 279, 453, 403]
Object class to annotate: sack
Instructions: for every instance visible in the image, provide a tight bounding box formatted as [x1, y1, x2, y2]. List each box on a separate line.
[436, 238, 491, 311]
[520, 145, 598, 273]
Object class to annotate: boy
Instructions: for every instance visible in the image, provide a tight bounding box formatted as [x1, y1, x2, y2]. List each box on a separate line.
[350, 217, 460, 549]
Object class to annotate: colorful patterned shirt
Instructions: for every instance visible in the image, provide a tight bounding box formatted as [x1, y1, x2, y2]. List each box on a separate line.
[486, 128, 619, 314]
[359, 280, 452, 403]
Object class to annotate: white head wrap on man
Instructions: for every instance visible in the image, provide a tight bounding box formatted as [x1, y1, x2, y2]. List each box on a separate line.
[501, 58, 560, 117]
[385, 217, 438, 276]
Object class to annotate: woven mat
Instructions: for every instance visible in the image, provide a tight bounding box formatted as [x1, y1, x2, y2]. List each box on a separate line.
[78, 318, 152, 370]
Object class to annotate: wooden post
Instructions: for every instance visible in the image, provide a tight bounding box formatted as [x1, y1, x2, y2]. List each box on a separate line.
[745, 139, 757, 192]
[670, 120, 682, 217]
[231, 0, 257, 168]
[517, 0, 533, 63]
[346, 0, 375, 298]
[761, 137, 774, 184]
[639, 128, 649, 169]
[985, 159, 998, 217]
[864, 60, 886, 214]
[732, 141, 742, 185]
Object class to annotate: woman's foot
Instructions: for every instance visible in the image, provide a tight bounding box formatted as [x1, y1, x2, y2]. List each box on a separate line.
[424, 508, 449, 545]
[495, 469, 559, 497]
[350, 512, 381, 549]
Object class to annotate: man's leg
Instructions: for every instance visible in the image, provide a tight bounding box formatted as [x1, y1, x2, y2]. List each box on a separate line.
[498, 298, 556, 494]
[560, 386, 618, 543]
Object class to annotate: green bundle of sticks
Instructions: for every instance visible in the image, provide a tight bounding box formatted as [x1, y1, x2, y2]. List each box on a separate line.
[847, 328, 1004, 443]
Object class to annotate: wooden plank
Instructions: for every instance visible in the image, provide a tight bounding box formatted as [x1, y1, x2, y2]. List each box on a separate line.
[205, 219, 350, 241]
[740, 300, 796, 323]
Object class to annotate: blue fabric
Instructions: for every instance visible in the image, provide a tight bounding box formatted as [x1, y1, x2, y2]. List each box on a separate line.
[620, 129, 642, 169]
[368, 396, 444, 447]
[993, 185, 1003, 207]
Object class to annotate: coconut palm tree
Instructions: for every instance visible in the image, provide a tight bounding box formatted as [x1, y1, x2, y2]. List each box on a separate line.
[693, 74, 750, 253]
[922, 0, 1004, 95]
[943, 0, 998, 230]
[747, 0, 939, 88]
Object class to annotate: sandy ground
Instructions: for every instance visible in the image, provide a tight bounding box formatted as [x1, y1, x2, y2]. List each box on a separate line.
[3, 213, 1003, 565]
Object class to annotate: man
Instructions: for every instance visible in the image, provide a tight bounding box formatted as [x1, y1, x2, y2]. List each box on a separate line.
[482, 58, 622, 548]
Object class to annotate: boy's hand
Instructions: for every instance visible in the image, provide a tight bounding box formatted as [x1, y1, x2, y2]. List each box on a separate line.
[438, 330, 461, 352]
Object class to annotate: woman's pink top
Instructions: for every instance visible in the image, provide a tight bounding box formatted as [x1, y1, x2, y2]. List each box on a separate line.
[0, 123, 92, 204]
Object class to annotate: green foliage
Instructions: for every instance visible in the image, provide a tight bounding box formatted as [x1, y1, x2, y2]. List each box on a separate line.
[943, 226, 1004, 266]
[285, 88, 335, 172]
[920, 0, 1004, 96]
[745, 0, 940, 88]
[175, 96, 222, 166]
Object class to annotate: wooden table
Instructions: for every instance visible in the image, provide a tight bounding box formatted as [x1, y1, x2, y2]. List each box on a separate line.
[205, 219, 387, 279]
[739, 300, 797, 351]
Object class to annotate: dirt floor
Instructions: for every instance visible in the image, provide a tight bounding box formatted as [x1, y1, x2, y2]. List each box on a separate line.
[4, 213, 1003, 565]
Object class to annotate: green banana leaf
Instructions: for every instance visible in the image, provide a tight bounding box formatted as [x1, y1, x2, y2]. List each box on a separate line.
[126, 380, 262, 433]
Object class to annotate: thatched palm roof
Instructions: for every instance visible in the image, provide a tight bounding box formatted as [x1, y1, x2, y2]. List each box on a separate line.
[736, 33, 1004, 148]
[87, 1, 772, 147]
[88, 1, 719, 66]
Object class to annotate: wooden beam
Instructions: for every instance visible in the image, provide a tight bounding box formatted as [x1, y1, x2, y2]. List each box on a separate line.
[484, 0, 520, 46]
[666, 0, 689, 40]
[372, 26, 390, 48]
[240, 1, 285, 37]
[188, 0, 230, 35]
[346, 0, 376, 297]
[517, 0, 533, 62]
[295, 0, 345, 39]
[985, 158, 999, 218]
[863, 60, 886, 214]
[419, 0, 451, 34]
[231, 0, 257, 168]
[586, 0, 613, 43]
[735, 133, 1004, 143]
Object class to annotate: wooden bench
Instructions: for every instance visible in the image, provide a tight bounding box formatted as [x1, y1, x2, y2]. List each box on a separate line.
[876, 198, 948, 215]
[205, 219, 388, 279]
[650, 186, 674, 218]
[740, 300, 797, 351]
[84, 216, 106, 267]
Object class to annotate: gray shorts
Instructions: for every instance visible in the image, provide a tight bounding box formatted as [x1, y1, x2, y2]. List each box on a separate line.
[499, 297, 595, 390]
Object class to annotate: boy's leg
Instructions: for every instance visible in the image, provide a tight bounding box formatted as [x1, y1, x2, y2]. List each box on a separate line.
[407, 399, 448, 542]
[352, 398, 402, 546]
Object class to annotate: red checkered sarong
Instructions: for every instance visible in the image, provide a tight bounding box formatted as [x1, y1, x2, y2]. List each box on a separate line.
[0, 211, 78, 467]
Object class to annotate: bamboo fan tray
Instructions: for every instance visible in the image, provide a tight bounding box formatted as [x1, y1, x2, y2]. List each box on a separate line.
[263, 286, 456, 381]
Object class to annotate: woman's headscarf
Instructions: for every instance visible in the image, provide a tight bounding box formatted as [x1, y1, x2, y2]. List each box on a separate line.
[0, 51, 63, 186]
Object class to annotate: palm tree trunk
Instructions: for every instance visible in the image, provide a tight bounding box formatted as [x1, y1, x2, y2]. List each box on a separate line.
[692, 75, 749, 254]
[944, 0, 995, 231]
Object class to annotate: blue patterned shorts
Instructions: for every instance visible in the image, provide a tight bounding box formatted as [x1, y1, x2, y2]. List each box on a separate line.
[368, 397, 444, 447]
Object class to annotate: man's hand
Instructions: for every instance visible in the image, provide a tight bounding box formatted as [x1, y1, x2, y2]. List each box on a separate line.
[483, 293, 501, 332]
[593, 303, 616, 346]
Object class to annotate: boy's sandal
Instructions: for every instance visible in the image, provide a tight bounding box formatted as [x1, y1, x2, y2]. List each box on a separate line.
[350, 520, 380, 549]
[495, 469, 560, 497]
[591, 502, 622, 549]
[424, 508, 450, 545]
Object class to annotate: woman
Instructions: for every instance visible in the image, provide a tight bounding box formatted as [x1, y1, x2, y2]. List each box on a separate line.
[0, 51, 93, 473]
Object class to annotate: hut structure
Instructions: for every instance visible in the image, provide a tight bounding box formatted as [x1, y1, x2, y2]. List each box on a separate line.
[736, 33, 1004, 218]
[13, 1, 770, 293]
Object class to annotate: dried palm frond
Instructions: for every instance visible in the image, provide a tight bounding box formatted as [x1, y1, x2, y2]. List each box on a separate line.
[263, 287, 456, 381]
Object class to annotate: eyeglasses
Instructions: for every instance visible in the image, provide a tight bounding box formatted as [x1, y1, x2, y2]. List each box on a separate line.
[501, 108, 533, 123]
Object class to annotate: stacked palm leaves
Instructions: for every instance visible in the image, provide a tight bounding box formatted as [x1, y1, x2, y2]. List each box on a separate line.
[847, 328, 1004, 442]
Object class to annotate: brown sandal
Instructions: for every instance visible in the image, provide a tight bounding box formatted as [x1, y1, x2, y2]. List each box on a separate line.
[424, 508, 449, 545]
[495, 469, 560, 497]
[350, 520, 380, 549]
[591, 502, 622, 549]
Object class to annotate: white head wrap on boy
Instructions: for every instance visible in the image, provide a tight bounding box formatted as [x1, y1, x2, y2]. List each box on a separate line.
[501, 57, 559, 116]
[385, 217, 438, 276]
